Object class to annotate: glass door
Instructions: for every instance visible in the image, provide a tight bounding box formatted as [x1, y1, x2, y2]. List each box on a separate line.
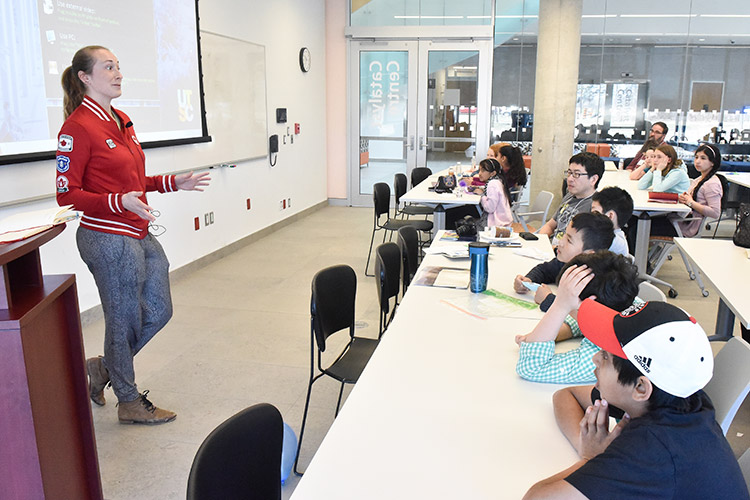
[350, 39, 491, 206]
[349, 41, 418, 207]
[417, 42, 491, 174]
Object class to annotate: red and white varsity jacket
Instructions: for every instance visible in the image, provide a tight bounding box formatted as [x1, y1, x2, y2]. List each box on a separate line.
[56, 96, 176, 239]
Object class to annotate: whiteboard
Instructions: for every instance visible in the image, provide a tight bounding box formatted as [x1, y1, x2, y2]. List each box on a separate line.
[196, 31, 268, 164]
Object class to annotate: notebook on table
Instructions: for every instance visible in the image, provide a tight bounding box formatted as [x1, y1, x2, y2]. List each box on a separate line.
[647, 191, 679, 204]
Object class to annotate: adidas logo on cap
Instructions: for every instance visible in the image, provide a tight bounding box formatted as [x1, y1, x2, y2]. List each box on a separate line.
[633, 354, 652, 373]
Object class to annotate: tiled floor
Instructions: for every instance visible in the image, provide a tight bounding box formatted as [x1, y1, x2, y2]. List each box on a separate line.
[81, 205, 748, 499]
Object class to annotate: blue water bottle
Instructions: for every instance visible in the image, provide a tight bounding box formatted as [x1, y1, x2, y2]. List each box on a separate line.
[469, 242, 490, 293]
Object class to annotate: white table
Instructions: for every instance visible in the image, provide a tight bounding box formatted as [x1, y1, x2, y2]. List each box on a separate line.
[723, 172, 750, 208]
[600, 170, 691, 274]
[724, 172, 750, 190]
[674, 238, 750, 340]
[400, 170, 481, 231]
[291, 233, 581, 499]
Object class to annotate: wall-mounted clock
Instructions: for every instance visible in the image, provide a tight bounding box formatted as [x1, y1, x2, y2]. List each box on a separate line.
[299, 47, 311, 73]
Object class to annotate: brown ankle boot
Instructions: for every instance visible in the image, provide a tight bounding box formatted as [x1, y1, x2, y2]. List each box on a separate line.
[117, 391, 176, 425]
[86, 356, 109, 406]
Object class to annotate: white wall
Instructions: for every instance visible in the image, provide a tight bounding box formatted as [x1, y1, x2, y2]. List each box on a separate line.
[0, 0, 328, 312]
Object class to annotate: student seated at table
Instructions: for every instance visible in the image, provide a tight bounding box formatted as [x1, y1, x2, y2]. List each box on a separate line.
[515, 251, 639, 384]
[523, 300, 749, 500]
[655, 143, 723, 238]
[538, 152, 605, 246]
[591, 187, 633, 258]
[514, 212, 614, 312]
[488, 143, 527, 192]
[636, 143, 690, 194]
[447, 158, 513, 230]
[627, 139, 659, 181]
[627, 144, 722, 255]
[469, 158, 514, 228]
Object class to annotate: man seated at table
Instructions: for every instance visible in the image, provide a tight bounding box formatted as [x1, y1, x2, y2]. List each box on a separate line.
[523, 300, 749, 500]
[625, 121, 668, 170]
[538, 152, 605, 246]
[514, 212, 614, 312]
[591, 187, 633, 258]
[515, 251, 638, 385]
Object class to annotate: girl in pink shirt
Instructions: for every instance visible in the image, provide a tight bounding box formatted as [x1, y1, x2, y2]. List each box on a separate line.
[678, 144, 723, 237]
[472, 158, 514, 229]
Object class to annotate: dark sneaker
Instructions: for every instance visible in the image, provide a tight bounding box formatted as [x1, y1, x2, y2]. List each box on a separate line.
[86, 356, 109, 406]
[117, 391, 176, 425]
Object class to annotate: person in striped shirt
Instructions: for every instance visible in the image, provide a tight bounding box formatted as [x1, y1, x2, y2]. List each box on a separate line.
[58, 46, 210, 424]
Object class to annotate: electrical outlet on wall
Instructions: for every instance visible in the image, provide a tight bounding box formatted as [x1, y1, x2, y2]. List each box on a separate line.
[205, 213, 210, 225]
[287, 198, 291, 208]
[279, 200, 284, 211]
[209, 212, 214, 224]
[246, 198, 251, 210]
[194, 217, 200, 231]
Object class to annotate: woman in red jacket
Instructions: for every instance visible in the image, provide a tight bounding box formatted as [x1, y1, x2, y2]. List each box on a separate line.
[57, 45, 209, 424]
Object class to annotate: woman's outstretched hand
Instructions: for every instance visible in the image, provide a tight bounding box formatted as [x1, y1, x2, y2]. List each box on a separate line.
[175, 171, 211, 191]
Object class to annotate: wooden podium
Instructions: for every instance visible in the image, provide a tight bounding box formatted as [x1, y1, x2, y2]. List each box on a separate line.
[0, 225, 103, 500]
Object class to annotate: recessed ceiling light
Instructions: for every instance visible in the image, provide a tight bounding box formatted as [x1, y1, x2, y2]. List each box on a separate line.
[393, 15, 464, 19]
[620, 14, 697, 18]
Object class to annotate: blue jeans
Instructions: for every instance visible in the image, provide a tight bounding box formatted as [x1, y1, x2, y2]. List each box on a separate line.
[77, 227, 173, 402]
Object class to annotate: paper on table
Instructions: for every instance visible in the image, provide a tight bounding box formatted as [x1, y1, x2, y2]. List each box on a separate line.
[433, 269, 470, 288]
[441, 288, 537, 320]
[424, 245, 470, 259]
[412, 266, 469, 288]
[513, 247, 550, 261]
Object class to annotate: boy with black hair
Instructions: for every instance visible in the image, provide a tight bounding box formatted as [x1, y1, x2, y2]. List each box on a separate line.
[515, 251, 639, 384]
[514, 212, 614, 312]
[524, 300, 749, 500]
[591, 187, 633, 257]
[539, 152, 605, 245]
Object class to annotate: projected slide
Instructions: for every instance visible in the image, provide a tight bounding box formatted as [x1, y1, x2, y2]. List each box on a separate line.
[0, 0, 205, 161]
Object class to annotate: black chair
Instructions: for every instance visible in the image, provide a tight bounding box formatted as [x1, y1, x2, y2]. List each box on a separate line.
[394, 173, 433, 219]
[294, 265, 378, 475]
[375, 242, 401, 337]
[187, 403, 283, 500]
[411, 167, 432, 188]
[709, 173, 739, 238]
[397, 226, 419, 295]
[365, 182, 432, 276]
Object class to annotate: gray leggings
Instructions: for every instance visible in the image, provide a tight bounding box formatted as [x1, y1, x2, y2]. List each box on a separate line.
[77, 226, 173, 402]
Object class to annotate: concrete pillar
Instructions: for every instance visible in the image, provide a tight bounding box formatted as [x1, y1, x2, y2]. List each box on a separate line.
[530, 0, 582, 209]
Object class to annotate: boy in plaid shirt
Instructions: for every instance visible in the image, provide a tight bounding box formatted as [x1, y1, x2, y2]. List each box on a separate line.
[515, 251, 639, 384]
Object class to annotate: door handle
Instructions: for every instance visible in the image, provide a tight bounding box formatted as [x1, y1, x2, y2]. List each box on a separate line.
[419, 136, 427, 150]
[408, 135, 414, 151]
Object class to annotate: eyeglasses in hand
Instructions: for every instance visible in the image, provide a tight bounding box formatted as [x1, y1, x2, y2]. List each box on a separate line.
[148, 210, 166, 236]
